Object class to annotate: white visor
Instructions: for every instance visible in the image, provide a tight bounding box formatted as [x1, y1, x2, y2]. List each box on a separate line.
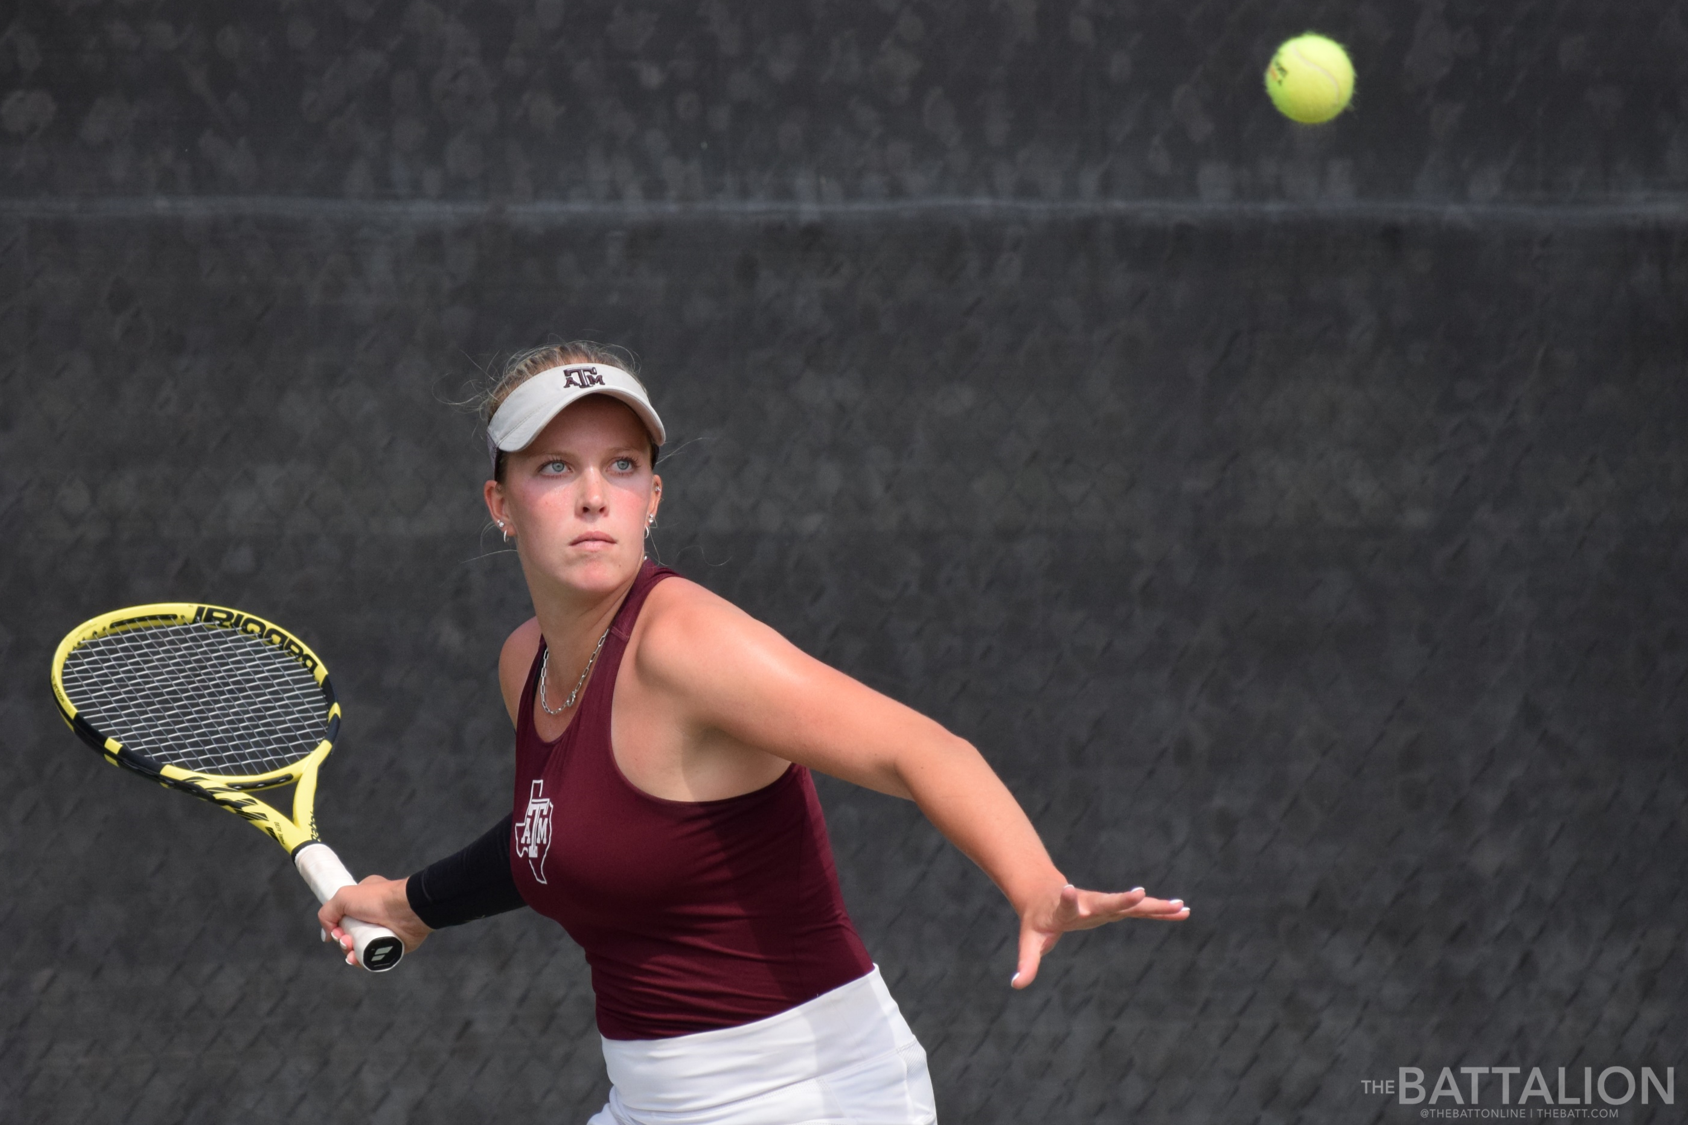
[485, 363, 667, 473]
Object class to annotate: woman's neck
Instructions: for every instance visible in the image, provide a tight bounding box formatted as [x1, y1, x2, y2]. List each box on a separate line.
[527, 562, 642, 663]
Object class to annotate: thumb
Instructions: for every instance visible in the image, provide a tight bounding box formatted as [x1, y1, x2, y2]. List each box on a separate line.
[1012, 923, 1055, 990]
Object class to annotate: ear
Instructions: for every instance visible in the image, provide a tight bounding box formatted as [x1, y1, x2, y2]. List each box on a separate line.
[484, 479, 510, 531]
[648, 474, 663, 522]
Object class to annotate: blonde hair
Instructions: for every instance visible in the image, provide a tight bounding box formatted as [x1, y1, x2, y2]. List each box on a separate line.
[481, 341, 655, 481]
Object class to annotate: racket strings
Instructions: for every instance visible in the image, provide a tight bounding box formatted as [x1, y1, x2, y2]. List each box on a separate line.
[60, 624, 332, 776]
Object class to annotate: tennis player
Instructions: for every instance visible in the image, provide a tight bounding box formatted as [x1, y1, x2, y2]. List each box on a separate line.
[319, 343, 1188, 1124]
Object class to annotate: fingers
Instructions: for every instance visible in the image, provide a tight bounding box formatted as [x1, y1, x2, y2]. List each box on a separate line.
[1057, 885, 1143, 922]
[1064, 886, 1189, 925]
[1011, 882, 1190, 988]
[1135, 896, 1189, 919]
[315, 892, 360, 965]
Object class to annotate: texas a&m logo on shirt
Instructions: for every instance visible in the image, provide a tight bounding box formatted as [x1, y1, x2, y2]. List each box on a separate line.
[515, 779, 553, 884]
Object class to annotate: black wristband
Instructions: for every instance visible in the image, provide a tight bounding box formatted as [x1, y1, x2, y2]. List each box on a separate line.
[406, 814, 528, 929]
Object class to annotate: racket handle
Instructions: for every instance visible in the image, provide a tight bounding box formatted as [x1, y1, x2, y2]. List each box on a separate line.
[293, 842, 405, 973]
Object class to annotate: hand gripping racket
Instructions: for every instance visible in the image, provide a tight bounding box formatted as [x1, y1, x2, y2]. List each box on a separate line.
[50, 603, 404, 972]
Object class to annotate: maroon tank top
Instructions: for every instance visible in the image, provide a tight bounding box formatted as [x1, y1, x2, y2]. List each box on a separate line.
[509, 561, 874, 1040]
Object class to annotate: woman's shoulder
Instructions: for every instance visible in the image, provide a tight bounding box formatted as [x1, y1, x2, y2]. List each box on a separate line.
[497, 616, 543, 724]
[633, 574, 773, 683]
[639, 573, 744, 637]
[500, 615, 543, 668]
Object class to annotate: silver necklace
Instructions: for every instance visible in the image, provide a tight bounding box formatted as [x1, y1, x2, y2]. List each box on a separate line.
[538, 623, 613, 715]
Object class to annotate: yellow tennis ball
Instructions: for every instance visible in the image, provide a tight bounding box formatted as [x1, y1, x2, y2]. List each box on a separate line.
[1264, 33, 1354, 124]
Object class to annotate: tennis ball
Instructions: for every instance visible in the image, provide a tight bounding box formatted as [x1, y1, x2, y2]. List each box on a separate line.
[1264, 33, 1354, 124]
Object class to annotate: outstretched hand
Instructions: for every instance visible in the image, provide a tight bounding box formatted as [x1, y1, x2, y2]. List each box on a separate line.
[1012, 883, 1188, 989]
[316, 875, 433, 967]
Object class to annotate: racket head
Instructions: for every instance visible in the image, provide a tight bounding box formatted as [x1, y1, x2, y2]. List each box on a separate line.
[51, 603, 340, 788]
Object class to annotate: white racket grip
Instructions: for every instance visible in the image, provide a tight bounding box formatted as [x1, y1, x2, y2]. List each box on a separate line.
[293, 843, 405, 973]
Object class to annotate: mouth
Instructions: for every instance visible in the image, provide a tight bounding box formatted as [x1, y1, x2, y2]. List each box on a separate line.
[570, 532, 617, 547]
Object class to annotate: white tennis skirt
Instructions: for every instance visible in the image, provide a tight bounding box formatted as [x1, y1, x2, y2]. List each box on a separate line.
[585, 966, 937, 1125]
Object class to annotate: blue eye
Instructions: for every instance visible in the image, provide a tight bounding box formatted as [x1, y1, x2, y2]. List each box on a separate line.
[613, 457, 635, 472]
[542, 460, 568, 474]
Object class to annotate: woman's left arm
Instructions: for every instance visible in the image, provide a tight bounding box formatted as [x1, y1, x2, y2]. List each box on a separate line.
[636, 586, 1189, 989]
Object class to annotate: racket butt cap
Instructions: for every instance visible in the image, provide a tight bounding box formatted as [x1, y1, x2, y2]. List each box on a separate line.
[361, 935, 405, 971]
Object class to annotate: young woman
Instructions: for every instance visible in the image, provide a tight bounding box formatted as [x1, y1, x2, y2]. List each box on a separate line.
[319, 343, 1188, 1125]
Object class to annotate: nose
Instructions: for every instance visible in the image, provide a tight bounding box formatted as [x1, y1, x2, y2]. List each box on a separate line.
[577, 467, 608, 515]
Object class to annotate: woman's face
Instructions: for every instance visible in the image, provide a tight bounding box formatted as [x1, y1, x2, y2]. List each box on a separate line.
[485, 396, 661, 600]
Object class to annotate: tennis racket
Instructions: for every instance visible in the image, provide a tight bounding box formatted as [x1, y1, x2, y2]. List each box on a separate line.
[50, 602, 404, 972]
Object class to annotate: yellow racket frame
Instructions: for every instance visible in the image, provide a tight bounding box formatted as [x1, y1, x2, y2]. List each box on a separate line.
[50, 602, 341, 856]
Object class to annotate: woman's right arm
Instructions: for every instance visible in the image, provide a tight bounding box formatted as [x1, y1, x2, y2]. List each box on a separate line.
[317, 620, 542, 964]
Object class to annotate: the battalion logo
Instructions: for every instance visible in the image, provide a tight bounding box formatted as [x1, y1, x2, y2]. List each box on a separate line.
[515, 779, 553, 884]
